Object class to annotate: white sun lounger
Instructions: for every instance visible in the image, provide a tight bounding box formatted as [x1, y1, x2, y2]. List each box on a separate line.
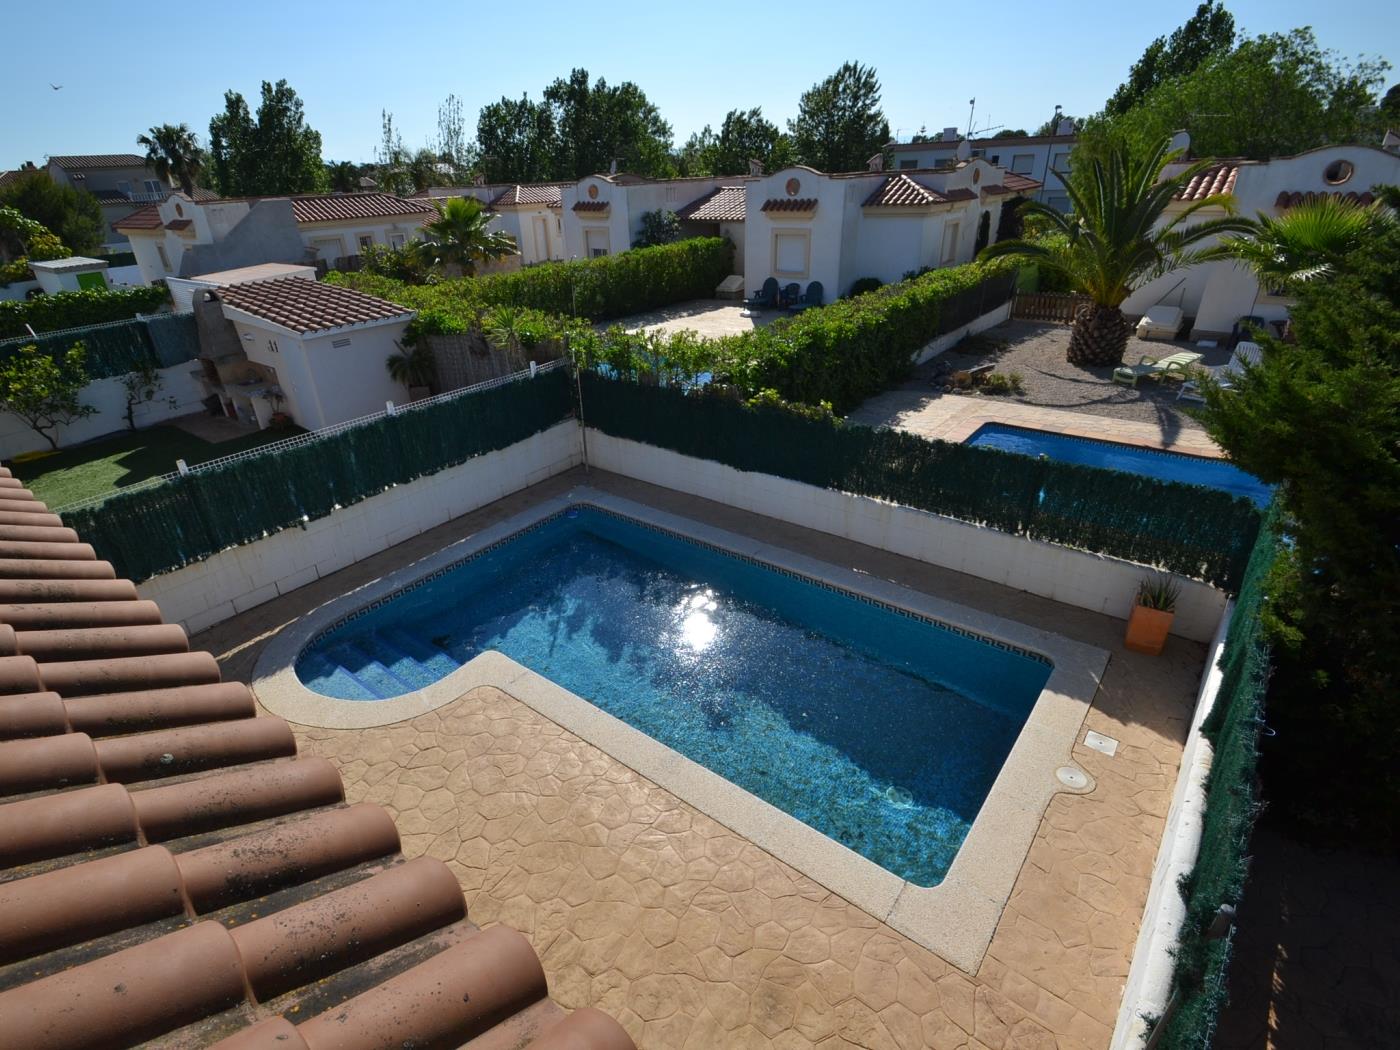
[1178, 342, 1263, 401]
[1135, 305, 1183, 341]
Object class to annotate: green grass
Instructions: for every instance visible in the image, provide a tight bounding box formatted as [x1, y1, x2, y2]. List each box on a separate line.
[12, 424, 302, 509]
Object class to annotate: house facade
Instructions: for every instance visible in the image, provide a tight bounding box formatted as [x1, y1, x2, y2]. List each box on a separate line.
[417, 183, 567, 265]
[1123, 142, 1400, 338]
[561, 174, 740, 263]
[44, 153, 218, 249]
[115, 193, 435, 286]
[888, 132, 1076, 212]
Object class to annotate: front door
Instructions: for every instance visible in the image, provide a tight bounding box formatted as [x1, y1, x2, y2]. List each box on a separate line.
[533, 216, 549, 263]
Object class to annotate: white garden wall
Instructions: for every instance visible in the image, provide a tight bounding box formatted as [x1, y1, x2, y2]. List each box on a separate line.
[913, 299, 1013, 364]
[0, 359, 206, 462]
[584, 431, 1227, 641]
[137, 421, 582, 634]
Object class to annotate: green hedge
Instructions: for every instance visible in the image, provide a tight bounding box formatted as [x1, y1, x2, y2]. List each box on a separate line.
[0, 285, 170, 338]
[1155, 510, 1277, 1047]
[327, 237, 734, 335]
[579, 373, 1263, 589]
[63, 369, 574, 582]
[0, 313, 199, 379]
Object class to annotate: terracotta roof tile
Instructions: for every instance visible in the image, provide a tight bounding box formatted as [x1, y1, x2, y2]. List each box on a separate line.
[677, 186, 747, 223]
[572, 200, 610, 212]
[1174, 163, 1239, 201]
[863, 175, 979, 208]
[216, 277, 414, 335]
[760, 197, 818, 213]
[47, 154, 148, 170]
[110, 205, 163, 231]
[0, 467, 634, 1050]
[163, 218, 192, 231]
[1275, 189, 1375, 209]
[490, 184, 565, 208]
[290, 193, 433, 224]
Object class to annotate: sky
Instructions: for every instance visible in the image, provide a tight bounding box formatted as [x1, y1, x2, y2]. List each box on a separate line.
[2, 0, 1395, 171]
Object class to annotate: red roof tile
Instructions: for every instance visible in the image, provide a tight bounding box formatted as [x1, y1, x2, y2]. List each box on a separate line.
[760, 197, 818, 213]
[572, 200, 610, 212]
[0, 466, 635, 1050]
[110, 205, 163, 231]
[1274, 189, 1375, 209]
[163, 218, 192, 231]
[216, 277, 414, 335]
[47, 153, 148, 170]
[490, 184, 565, 208]
[1174, 163, 1239, 201]
[678, 186, 747, 223]
[862, 175, 979, 208]
[290, 193, 433, 224]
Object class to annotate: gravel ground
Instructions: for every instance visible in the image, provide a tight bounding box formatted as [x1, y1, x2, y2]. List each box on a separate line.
[906, 320, 1234, 431]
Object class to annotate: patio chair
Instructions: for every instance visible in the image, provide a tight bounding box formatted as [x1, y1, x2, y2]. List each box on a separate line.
[788, 281, 824, 313]
[742, 277, 779, 313]
[1178, 342, 1262, 401]
[1112, 350, 1203, 388]
[779, 282, 801, 309]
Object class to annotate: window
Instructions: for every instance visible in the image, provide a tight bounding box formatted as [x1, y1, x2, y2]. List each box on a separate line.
[584, 227, 610, 257]
[144, 179, 162, 195]
[156, 244, 171, 272]
[117, 180, 132, 196]
[989, 155, 1000, 166]
[357, 234, 375, 252]
[941, 221, 961, 265]
[773, 230, 809, 276]
[1011, 154, 1034, 174]
[971, 149, 985, 159]
[389, 233, 406, 250]
[898, 159, 918, 170]
[1052, 152, 1071, 172]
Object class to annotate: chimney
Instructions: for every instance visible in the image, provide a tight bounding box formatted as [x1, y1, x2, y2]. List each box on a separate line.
[867, 153, 885, 172]
[942, 127, 959, 142]
[1056, 117, 1075, 136]
[748, 157, 764, 177]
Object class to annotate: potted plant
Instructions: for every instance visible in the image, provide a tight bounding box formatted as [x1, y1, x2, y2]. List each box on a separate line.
[1125, 574, 1180, 655]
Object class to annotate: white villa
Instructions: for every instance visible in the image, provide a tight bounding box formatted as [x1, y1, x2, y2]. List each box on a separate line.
[889, 127, 1077, 212]
[416, 183, 568, 265]
[1125, 139, 1400, 339]
[115, 192, 436, 285]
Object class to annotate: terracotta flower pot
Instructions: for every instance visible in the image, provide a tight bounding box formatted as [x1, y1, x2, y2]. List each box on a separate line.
[1125, 603, 1175, 655]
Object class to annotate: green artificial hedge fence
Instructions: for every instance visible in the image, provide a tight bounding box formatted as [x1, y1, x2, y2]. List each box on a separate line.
[1154, 508, 1277, 1047]
[327, 237, 734, 334]
[0, 313, 200, 379]
[578, 373, 1263, 589]
[0, 285, 170, 338]
[64, 369, 574, 582]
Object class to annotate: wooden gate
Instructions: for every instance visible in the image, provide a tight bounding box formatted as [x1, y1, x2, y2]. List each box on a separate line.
[1012, 291, 1092, 323]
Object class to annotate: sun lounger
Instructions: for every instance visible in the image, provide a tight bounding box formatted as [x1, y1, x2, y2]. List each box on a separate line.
[1112, 350, 1203, 387]
[1177, 342, 1262, 401]
[1135, 305, 1183, 341]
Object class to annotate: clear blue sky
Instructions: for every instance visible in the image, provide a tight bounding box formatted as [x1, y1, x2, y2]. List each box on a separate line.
[2, 0, 1394, 171]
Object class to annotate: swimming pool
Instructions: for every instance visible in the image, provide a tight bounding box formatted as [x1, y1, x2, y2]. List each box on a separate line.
[297, 505, 1053, 886]
[964, 423, 1272, 507]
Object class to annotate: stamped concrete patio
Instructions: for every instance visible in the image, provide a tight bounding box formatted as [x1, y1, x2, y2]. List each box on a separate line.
[613, 299, 780, 339]
[198, 469, 1205, 1049]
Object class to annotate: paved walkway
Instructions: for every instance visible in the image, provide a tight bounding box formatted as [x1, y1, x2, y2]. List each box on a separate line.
[197, 470, 1206, 1049]
[613, 300, 780, 339]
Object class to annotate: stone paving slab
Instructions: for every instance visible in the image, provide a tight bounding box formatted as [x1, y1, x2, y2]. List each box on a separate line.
[199, 468, 1206, 1049]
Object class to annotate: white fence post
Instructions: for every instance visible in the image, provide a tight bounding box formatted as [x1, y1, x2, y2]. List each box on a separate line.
[176, 459, 190, 476]
[385, 400, 397, 416]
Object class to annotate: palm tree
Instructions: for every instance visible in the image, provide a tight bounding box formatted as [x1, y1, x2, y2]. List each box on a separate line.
[137, 123, 206, 196]
[981, 137, 1254, 366]
[1201, 196, 1391, 291]
[385, 341, 436, 392]
[326, 160, 359, 194]
[418, 196, 517, 276]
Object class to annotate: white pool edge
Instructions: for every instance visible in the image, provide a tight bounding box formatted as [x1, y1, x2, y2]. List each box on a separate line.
[253, 485, 1110, 972]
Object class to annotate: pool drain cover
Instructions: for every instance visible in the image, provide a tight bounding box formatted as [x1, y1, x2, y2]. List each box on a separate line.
[1056, 766, 1092, 790]
[1083, 730, 1119, 757]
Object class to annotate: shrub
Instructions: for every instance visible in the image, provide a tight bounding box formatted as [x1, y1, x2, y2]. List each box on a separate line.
[635, 209, 682, 248]
[0, 285, 171, 338]
[0, 341, 97, 450]
[848, 276, 884, 297]
[0, 206, 68, 287]
[979, 371, 1024, 396]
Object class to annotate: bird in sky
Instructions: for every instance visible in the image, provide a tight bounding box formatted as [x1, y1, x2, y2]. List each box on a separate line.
[50, 83, 63, 91]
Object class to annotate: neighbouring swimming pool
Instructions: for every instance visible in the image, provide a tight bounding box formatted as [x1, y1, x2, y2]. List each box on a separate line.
[296, 506, 1053, 885]
[964, 423, 1273, 507]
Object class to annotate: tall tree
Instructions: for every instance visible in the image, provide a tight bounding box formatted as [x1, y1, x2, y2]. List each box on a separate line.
[1104, 2, 1236, 117]
[1085, 29, 1390, 160]
[543, 69, 674, 178]
[325, 160, 359, 193]
[374, 110, 411, 195]
[0, 171, 103, 255]
[136, 123, 206, 196]
[980, 137, 1253, 365]
[789, 62, 889, 172]
[208, 80, 327, 197]
[476, 95, 559, 183]
[673, 108, 792, 176]
[1381, 83, 1400, 124]
[436, 93, 475, 182]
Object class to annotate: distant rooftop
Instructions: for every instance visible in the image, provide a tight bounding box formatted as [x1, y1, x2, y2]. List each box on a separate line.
[47, 153, 149, 169]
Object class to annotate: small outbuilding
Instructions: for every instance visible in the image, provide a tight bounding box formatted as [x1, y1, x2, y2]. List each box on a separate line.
[28, 256, 110, 294]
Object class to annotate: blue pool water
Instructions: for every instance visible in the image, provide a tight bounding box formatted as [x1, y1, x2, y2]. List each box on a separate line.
[297, 507, 1052, 885]
[965, 423, 1273, 507]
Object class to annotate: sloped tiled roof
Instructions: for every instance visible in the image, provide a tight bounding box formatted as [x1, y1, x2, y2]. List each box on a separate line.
[47, 153, 148, 170]
[1174, 163, 1239, 201]
[572, 200, 610, 213]
[0, 169, 31, 188]
[490, 183, 565, 208]
[1275, 189, 1375, 209]
[163, 218, 193, 231]
[217, 276, 415, 335]
[862, 175, 978, 208]
[760, 197, 818, 213]
[291, 193, 433, 224]
[110, 205, 163, 231]
[677, 186, 747, 223]
[0, 467, 635, 1050]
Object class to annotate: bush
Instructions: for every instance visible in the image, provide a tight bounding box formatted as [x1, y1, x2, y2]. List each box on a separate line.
[0, 285, 171, 338]
[635, 209, 682, 248]
[979, 371, 1024, 395]
[847, 276, 884, 297]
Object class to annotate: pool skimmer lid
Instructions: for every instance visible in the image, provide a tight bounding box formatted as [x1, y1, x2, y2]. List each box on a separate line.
[1056, 766, 1093, 791]
[1083, 730, 1119, 757]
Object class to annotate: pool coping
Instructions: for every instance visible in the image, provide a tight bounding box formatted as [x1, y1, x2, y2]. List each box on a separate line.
[252, 486, 1111, 973]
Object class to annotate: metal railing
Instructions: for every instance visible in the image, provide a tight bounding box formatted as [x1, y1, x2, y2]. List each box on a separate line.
[54, 358, 569, 514]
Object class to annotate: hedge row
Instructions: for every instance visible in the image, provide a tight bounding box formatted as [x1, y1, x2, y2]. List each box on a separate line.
[578, 373, 1264, 590]
[0, 313, 201, 380]
[327, 237, 734, 334]
[63, 369, 574, 582]
[0, 285, 171, 338]
[1155, 508, 1277, 1047]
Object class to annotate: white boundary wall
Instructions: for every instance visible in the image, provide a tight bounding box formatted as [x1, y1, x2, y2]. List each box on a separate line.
[137, 422, 581, 633]
[1111, 604, 1233, 1048]
[913, 299, 1014, 365]
[0, 359, 205, 461]
[584, 431, 1227, 641]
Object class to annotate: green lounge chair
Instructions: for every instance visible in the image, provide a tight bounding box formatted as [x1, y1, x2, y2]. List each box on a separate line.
[1112, 350, 1203, 387]
[742, 277, 779, 313]
[787, 281, 824, 313]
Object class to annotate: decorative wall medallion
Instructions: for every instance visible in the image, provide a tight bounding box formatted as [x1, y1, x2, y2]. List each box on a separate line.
[1324, 159, 1354, 185]
[785, 177, 801, 196]
[175, 202, 184, 217]
[587, 184, 599, 199]
[972, 168, 981, 184]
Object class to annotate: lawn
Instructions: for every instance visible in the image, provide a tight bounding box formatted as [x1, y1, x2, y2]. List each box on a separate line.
[11, 423, 301, 509]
